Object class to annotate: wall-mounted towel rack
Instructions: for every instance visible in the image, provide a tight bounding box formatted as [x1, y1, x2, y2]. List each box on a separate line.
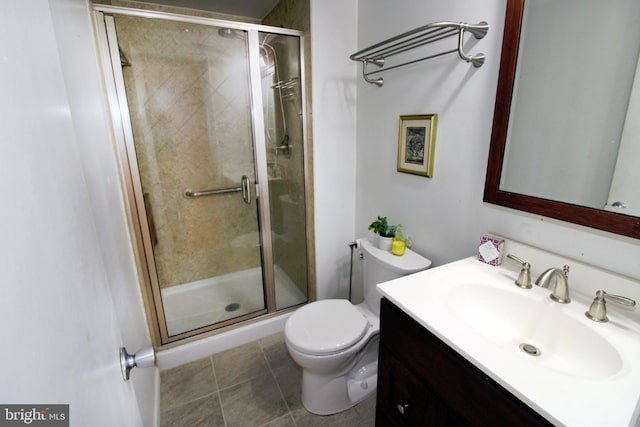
[350, 21, 489, 87]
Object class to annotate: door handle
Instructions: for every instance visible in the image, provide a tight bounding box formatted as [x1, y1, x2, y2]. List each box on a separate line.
[241, 175, 251, 205]
[143, 192, 158, 247]
[184, 176, 251, 205]
[120, 345, 155, 381]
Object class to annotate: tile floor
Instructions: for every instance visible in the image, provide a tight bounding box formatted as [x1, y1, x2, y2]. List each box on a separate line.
[160, 332, 376, 426]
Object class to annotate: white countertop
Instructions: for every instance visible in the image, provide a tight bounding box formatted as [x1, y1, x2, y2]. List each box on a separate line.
[377, 257, 640, 426]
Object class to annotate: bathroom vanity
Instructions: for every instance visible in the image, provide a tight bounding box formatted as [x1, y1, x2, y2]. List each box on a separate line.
[376, 298, 551, 426]
[375, 238, 640, 426]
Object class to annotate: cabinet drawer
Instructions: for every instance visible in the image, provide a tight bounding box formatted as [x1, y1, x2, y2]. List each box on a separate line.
[380, 298, 552, 427]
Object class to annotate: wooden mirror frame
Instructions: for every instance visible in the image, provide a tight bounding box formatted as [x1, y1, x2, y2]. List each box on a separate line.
[483, 0, 640, 239]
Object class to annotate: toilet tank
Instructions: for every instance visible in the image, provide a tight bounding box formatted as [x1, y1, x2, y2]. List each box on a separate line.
[360, 238, 432, 315]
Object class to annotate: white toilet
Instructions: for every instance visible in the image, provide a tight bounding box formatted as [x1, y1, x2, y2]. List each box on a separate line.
[284, 238, 432, 415]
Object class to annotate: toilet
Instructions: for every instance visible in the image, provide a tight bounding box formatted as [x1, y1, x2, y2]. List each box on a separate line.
[284, 238, 432, 415]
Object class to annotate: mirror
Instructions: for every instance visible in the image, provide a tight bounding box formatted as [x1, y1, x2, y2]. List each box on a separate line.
[484, 0, 640, 239]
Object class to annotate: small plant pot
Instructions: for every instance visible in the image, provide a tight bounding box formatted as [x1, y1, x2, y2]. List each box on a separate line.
[378, 236, 393, 251]
[391, 237, 407, 256]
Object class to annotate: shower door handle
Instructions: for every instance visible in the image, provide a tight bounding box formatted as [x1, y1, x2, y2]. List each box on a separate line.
[183, 177, 251, 204]
[241, 175, 251, 205]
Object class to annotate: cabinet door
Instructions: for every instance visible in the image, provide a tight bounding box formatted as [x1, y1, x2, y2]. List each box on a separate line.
[377, 345, 439, 426]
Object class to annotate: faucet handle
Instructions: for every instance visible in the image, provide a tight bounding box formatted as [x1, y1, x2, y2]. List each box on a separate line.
[585, 290, 636, 322]
[506, 254, 532, 289]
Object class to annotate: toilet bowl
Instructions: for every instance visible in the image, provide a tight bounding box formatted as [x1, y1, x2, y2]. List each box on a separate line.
[284, 238, 432, 415]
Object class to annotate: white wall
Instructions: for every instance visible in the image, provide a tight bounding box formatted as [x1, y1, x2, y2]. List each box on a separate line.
[0, 1, 156, 425]
[310, 0, 359, 299]
[50, 0, 158, 423]
[355, 0, 506, 267]
[353, 0, 640, 281]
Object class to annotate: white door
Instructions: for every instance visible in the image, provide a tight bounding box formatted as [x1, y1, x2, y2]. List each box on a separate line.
[0, 1, 154, 425]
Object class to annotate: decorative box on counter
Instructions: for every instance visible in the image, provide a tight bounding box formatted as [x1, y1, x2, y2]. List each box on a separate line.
[477, 235, 505, 266]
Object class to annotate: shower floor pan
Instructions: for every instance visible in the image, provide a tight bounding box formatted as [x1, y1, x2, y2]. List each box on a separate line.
[162, 266, 306, 336]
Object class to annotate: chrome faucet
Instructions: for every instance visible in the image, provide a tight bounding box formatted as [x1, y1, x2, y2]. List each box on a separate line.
[535, 265, 571, 303]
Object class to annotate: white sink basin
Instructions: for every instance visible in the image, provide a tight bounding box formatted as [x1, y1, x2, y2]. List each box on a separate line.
[447, 283, 622, 379]
[377, 256, 640, 426]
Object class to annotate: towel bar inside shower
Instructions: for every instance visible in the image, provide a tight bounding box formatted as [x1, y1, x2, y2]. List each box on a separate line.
[350, 21, 489, 86]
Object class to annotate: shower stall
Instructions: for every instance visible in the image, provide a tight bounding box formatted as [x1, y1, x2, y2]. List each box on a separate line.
[94, 6, 310, 345]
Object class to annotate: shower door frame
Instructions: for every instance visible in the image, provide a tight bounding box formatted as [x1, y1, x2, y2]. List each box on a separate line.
[93, 5, 309, 346]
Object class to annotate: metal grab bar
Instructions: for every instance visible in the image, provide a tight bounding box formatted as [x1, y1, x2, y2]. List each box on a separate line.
[350, 21, 489, 86]
[183, 187, 242, 198]
[183, 175, 252, 205]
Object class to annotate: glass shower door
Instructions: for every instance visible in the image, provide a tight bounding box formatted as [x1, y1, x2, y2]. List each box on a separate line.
[259, 32, 309, 310]
[110, 15, 266, 339]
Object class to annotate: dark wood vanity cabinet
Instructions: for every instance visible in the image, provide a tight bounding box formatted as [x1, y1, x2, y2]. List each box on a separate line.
[376, 298, 553, 427]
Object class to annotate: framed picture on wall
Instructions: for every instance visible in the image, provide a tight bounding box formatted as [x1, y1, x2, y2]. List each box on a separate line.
[397, 114, 437, 177]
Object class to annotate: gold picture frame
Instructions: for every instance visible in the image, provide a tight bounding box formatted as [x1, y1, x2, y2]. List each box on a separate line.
[397, 114, 437, 177]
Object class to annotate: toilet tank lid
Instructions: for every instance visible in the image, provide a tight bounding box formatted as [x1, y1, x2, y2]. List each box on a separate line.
[360, 238, 432, 274]
[285, 299, 369, 356]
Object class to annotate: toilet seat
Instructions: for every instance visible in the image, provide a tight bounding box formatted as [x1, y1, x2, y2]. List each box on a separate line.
[285, 299, 369, 356]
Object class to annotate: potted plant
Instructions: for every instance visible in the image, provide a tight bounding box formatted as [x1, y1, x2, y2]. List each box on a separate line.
[368, 216, 399, 250]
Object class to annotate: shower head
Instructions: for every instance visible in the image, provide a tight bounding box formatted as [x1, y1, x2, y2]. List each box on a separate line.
[217, 28, 245, 40]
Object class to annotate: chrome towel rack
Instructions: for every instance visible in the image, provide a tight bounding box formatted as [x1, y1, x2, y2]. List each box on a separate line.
[350, 21, 489, 87]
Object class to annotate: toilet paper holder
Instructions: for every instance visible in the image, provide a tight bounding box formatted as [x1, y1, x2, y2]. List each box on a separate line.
[120, 345, 155, 381]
